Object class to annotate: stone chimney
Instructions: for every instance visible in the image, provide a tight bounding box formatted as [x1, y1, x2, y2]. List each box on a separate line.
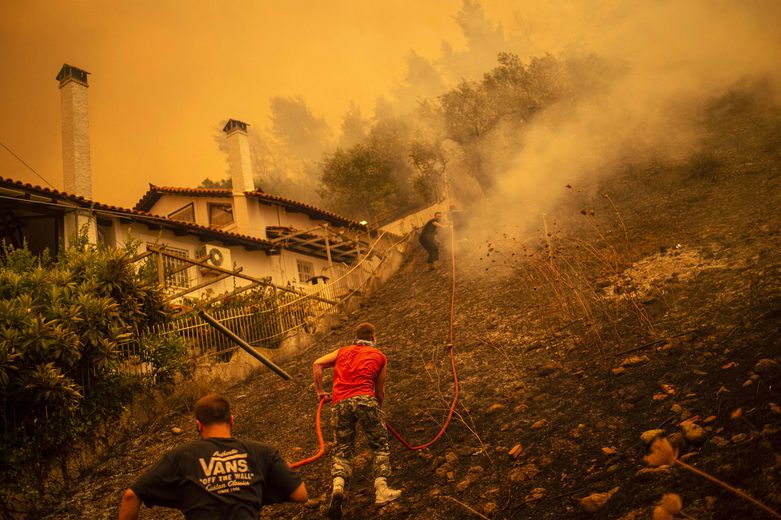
[56, 64, 92, 198]
[56, 64, 96, 244]
[223, 119, 255, 193]
[223, 119, 255, 235]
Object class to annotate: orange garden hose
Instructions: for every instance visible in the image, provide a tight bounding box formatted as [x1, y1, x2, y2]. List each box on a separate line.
[289, 397, 326, 469]
[289, 219, 459, 467]
[385, 220, 459, 450]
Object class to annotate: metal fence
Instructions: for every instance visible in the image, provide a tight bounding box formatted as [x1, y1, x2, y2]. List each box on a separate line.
[119, 229, 412, 375]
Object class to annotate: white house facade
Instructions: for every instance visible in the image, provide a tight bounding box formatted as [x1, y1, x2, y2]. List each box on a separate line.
[0, 64, 374, 300]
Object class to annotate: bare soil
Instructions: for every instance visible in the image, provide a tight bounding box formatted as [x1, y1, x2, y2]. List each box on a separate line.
[41, 90, 781, 519]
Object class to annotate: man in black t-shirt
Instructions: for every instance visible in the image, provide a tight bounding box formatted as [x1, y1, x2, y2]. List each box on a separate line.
[419, 211, 446, 270]
[118, 393, 307, 520]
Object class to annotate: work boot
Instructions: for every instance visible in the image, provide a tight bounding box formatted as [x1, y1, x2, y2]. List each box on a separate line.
[374, 477, 401, 506]
[328, 477, 345, 519]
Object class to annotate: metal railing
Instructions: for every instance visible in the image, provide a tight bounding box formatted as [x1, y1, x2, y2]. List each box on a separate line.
[119, 229, 413, 375]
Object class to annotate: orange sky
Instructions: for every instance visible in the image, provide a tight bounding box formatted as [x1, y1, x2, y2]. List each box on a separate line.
[0, 0, 520, 208]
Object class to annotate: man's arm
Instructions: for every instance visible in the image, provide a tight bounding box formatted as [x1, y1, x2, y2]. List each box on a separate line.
[289, 482, 308, 503]
[312, 349, 339, 400]
[374, 365, 387, 408]
[118, 489, 141, 520]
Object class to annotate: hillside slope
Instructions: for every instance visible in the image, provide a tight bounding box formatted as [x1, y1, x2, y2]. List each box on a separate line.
[45, 88, 781, 520]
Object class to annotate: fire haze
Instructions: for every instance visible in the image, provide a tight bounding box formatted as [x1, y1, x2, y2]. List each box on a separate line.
[443, 0, 781, 239]
[0, 0, 779, 216]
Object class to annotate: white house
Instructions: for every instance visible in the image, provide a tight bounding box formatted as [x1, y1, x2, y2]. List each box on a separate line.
[0, 64, 373, 300]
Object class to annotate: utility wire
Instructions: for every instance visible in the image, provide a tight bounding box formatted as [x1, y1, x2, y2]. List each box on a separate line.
[0, 140, 58, 191]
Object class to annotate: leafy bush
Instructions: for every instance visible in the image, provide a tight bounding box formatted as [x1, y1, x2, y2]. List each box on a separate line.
[0, 236, 184, 511]
[139, 333, 193, 384]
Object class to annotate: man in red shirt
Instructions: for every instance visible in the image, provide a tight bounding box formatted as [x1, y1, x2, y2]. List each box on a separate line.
[313, 322, 401, 518]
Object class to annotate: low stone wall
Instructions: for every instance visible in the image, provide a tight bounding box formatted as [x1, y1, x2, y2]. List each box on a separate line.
[379, 201, 449, 237]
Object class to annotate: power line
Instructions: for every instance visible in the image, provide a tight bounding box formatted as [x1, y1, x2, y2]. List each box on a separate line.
[0, 140, 58, 191]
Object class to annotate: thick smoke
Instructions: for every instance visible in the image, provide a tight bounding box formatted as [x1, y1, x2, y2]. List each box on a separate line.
[388, 0, 514, 115]
[460, 0, 781, 238]
[213, 96, 334, 205]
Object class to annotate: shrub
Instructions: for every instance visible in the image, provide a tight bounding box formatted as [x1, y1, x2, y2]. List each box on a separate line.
[0, 237, 184, 511]
[139, 333, 193, 384]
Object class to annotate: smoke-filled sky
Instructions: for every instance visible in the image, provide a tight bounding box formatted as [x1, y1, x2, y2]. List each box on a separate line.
[0, 0, 514, 207]
[475, 0, 781, 237]
[1, 0, 779, 212]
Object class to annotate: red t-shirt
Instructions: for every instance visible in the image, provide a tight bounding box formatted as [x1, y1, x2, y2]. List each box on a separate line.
[331, 344, 387, 404]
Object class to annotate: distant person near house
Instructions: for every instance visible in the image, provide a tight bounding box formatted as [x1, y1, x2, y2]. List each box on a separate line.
[312, 322, 402, 519]
[118, 393, 307, 520]
[419, 211, 446, 270]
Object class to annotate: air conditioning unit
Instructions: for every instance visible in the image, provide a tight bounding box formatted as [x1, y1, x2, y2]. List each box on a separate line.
[196, 244, 232, 275]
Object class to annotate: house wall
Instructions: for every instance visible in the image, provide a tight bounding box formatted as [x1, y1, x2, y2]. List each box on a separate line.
[230, 247, 283, 283]
[136, 194, 361, 296]
[148, 195, 192, 219]
[278, 249, 334, 285]
[108, 216, 334, 297]
[257, 204, 282, 236]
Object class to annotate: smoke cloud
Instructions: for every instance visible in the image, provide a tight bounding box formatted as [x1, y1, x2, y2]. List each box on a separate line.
[461, 0, 781, 238]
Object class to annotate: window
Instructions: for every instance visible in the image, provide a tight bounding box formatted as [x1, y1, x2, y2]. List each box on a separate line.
[147, 243, 191, 290]
[168, 202, 195, 223]
[208, 203, 234, 227]
[296, 259, 314, 283]
[97, 218, 115, 247]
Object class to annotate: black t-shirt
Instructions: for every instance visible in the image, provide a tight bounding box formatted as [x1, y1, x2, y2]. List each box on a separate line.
[421, 218, 440, 239]
[131, 437, 302, 520]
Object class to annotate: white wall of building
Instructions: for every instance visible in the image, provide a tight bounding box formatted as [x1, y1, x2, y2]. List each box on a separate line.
[126, 194, 368, 299]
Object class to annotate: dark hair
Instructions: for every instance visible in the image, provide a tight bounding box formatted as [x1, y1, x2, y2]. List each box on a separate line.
[194, 393, 232, 425]
[355, 322, 376, 341]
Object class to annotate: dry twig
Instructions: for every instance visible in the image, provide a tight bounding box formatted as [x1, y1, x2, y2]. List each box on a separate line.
[645, 438, 781, 519]
[438, 495, 491, 520]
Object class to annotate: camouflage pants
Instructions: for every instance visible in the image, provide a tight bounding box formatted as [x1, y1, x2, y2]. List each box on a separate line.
[331, 394, 391, 480]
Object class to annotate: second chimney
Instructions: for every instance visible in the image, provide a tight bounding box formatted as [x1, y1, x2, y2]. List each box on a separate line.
[223, 119, 255, 193]
[223, 119, 255, 235]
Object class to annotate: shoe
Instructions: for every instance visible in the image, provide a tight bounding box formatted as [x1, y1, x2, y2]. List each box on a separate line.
[328, 477, 345, 519]
[427, 263, 435, 271]
[374, 477, 401, 506]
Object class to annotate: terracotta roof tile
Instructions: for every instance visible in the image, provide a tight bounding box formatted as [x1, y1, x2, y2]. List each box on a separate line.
[134, 184, 364, 228]
[0, 176, 275, 250]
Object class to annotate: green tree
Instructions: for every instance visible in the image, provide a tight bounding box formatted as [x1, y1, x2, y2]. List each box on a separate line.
[320, 118, 420, 221]
[409, 140, 448, 203]
[339, 102, 369, 149]
[439, 80, 498, 145]
[199, 177, 232, 189]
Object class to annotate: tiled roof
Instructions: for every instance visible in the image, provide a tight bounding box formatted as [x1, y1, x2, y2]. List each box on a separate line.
[134, 184, 365, 228]
[133, 185, 232, 212]
[0, 176, 275, 251]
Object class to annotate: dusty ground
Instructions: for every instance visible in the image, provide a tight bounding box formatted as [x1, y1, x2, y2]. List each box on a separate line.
[41, 90, 780, 519]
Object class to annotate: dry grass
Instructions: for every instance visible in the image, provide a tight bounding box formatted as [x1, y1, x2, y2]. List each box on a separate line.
[491, 209, 657, 365]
